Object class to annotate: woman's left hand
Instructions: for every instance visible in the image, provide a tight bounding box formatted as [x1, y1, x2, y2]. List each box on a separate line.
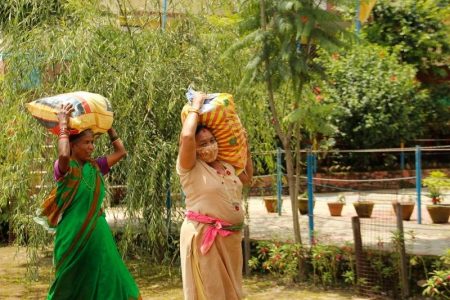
[57, 103, 74, 126]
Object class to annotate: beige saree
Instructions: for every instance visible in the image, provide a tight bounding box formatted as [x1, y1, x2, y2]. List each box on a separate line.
[177, 159, 244, 300]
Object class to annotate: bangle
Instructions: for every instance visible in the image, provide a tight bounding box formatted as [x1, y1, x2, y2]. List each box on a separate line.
[59, 128, 69, 134]
[110, 136, 120, 143]
[187, 107, 199, 115]
[59, 135, 69, 140]
[111, 138, 121, 145]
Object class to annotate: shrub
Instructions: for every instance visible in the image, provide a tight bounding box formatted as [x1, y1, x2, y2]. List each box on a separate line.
[364, 0, 450, 76]
[319, 43, 430, 150]
[248, 240, 304, 283]
[421, 250, 450, 298]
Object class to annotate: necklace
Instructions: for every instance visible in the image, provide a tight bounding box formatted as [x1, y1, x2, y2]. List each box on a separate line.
[74, 160, 96, 192]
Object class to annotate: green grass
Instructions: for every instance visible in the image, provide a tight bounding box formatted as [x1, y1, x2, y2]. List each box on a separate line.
[0, 246, 371, 299]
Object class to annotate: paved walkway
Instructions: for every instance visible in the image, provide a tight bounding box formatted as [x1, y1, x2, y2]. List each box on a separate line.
[246, 191, 449, 256]
[105, 189, 449, 257]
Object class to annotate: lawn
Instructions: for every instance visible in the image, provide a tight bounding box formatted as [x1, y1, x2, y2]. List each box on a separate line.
[0, 245, 372, 300]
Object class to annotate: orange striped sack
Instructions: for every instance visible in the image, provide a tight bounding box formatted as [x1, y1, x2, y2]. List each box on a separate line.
[181, 93, 248, 174]
[25, 91, 113, 135]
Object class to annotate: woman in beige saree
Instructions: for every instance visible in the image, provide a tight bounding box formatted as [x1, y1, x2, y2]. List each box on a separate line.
[177, 92, 253, 300]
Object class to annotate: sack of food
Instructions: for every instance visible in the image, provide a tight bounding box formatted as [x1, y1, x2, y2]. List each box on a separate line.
[25, 91, 113, 135]
[181, 88, 247, 174]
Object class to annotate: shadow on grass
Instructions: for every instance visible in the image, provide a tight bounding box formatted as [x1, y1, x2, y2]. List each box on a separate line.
[1, 246, 372, 300]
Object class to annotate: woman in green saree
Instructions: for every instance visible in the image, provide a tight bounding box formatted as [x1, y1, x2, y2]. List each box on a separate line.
[42, 103, 141, 299]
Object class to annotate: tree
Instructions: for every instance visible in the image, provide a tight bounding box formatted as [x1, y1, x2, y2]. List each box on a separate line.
[0, 0, 67, 30]
[363, 0, 450, 138]
[364, 0, 450, 77]
[319, 43, 430, 150]
[0, 0, 247, 267]
[228, 0, 352, 249]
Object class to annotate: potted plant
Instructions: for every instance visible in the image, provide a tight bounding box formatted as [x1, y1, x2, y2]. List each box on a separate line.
[298, 192, 315, 215]
[327, 194, 346, 217]
[423, 171, 450, 224]
[263, 196, 278, 213]
[392, 193, 415, 221]
[353, 195, 375, 218]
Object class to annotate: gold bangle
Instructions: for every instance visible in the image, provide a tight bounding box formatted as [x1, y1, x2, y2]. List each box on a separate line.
[187, 107, 199, 115]
[59, 128, 69, 135]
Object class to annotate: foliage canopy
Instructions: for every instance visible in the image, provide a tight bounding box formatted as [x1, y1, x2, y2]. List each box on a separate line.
[0, 0, 257, 265]
[319, 43, 430, 149]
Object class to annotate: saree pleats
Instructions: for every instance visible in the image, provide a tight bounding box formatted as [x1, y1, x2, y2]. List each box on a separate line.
[47, 160, 140, 300]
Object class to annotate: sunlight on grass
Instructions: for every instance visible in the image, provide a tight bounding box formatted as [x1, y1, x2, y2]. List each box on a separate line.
[0, 246, 370, 299]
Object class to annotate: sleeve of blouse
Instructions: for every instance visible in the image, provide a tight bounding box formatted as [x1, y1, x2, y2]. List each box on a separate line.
[96, 156, 110, 175]
[54, 160, 65, 181]
[176, 156, 192, 176]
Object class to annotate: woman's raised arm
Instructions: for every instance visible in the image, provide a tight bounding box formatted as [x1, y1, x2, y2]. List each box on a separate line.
[178, 92, 206, 170]
[57, 103, 74, 174]
[105, 127, 127, 168]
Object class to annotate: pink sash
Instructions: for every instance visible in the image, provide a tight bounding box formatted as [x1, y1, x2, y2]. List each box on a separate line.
[185, 210, 241, 255]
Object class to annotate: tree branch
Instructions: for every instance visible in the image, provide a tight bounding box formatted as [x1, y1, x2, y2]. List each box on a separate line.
[260, 0, 286, 146]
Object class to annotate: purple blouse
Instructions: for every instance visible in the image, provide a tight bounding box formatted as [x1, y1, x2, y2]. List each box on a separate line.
[54, 157, 110, 181]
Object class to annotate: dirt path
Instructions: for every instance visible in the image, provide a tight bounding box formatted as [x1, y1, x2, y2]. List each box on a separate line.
[0, 246, 371, 300]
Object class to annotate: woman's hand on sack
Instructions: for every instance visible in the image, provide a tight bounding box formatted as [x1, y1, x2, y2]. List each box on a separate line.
[192, 92, 207, 110]
[57, 103, 74, 126]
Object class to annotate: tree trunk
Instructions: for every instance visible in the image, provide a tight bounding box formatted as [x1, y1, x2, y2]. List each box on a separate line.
[283, 144, 302, 244]
[259, 0, 302, 246]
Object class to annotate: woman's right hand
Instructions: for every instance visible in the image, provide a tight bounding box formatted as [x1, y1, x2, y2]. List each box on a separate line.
[57, 103, 74, 126]
[192, 92, 207, 110]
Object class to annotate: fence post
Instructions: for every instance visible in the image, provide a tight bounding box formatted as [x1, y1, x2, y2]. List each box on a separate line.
[313, 153, 317, 174]
[395, 204, 410, 299]
[307, 150, 314, 243]
[276, 147, 283, 216]
[165, 169, 172, 240]
[165, 170, 172, 211]
[415, 146, 422, 224]
[162, 0, 168, 30]
[400, 140, 405, 170]
[355, 0, 362, 34]
[352, 216, 364, 293]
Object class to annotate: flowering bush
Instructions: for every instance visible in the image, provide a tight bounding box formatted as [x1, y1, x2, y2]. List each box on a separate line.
[248, 241, 304, 282]
[319, 43, 430, 151]
[422, 249, 450, 298]
[249, 240, 356, 287]
[311, 244, 343, 286]
[422, 270, 450, 298]
[310, 242, 357, 287]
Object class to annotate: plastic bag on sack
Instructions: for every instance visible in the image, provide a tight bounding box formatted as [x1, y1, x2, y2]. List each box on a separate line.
[181, 88, 248, 174]
[25, 91, 113, 135]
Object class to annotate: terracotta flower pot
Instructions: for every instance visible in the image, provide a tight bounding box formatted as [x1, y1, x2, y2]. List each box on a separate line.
[392, 202, 415, 221]
[263, 196, 278, 213]
[353, 202, 374, 218]
[298, 197, 315, 215]
[426, 204, 450, 224]
[328, 202, 344, 216]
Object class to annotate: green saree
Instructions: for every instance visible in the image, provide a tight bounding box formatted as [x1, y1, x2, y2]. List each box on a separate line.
[45, 160, 141, 300]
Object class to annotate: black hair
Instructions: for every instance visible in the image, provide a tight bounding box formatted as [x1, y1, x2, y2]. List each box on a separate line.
[69, 129, 93, 143]
[195, 124, 210, 135]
